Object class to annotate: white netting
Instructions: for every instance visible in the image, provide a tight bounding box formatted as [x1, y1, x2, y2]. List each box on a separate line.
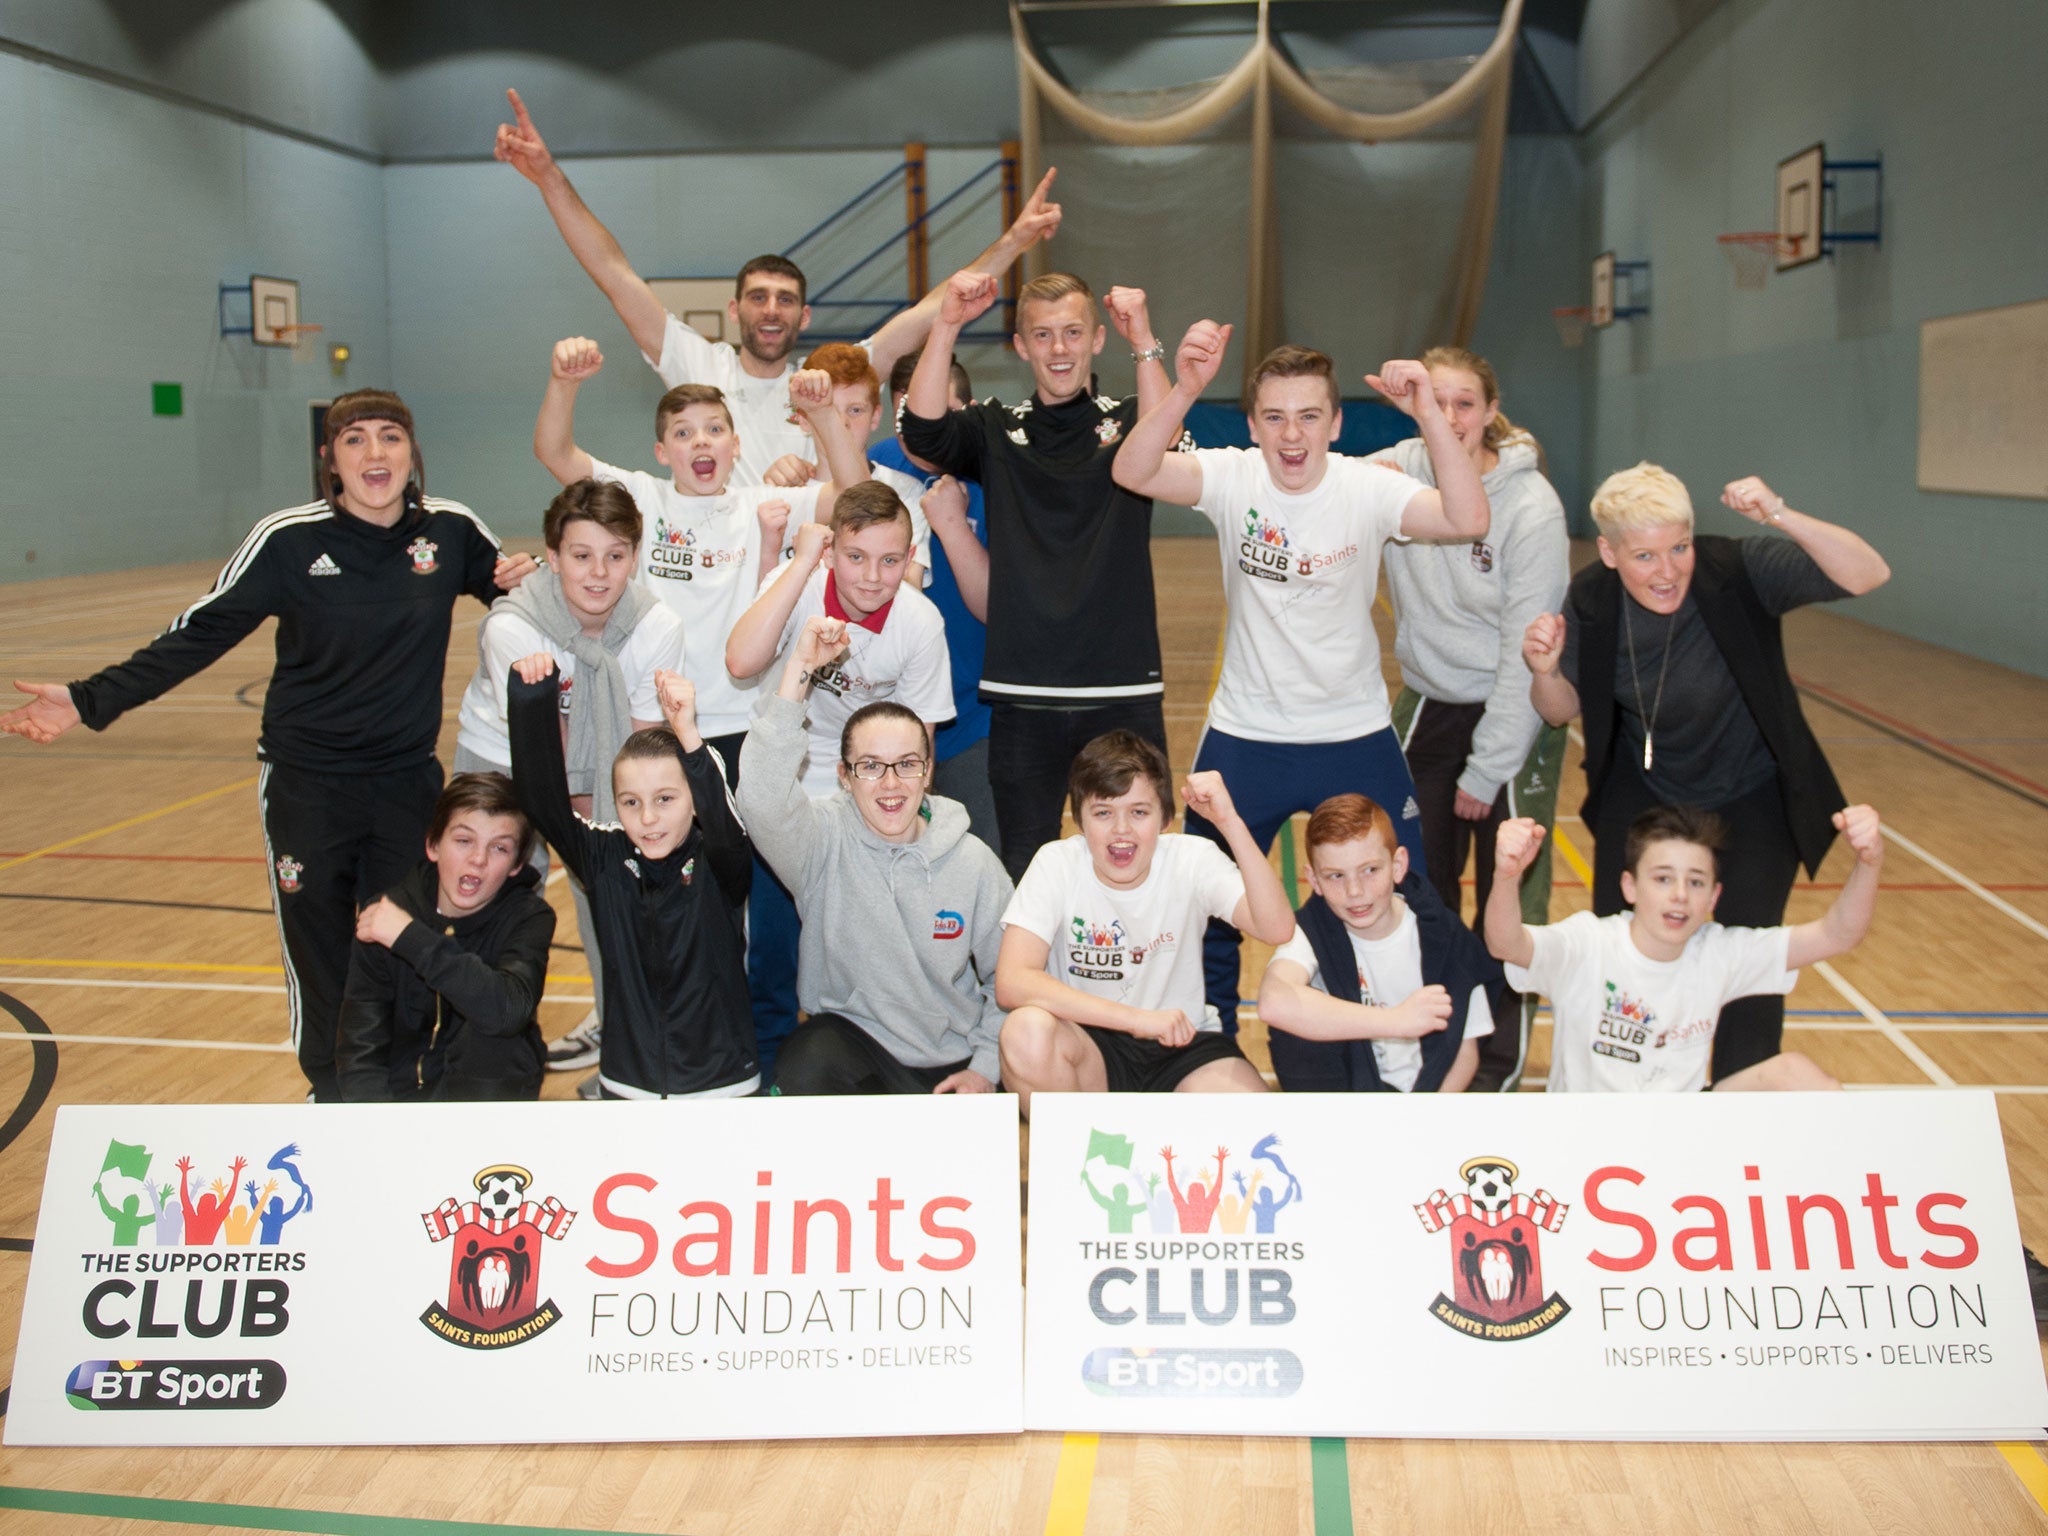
[1718, 233, 1781, 290]
[1551, 307, 1589, 348]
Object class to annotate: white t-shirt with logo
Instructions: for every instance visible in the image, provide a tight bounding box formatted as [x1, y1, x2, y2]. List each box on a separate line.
[1190, 447, 1426, 743]
[1003, 834, 1247, 1033]
[765, 564, 954, 799]
[1268, 905, 1493, 1091]
[454, 604, 688, 769]
[592, 458, 821, 740]
[1506, 911, 1796, 1094]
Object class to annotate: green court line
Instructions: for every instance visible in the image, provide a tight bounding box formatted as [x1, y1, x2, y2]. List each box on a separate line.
[1279, 818, 1299, 902]
[0, 1485, 676, 1536]
[1309, 1438, 1353, 1536]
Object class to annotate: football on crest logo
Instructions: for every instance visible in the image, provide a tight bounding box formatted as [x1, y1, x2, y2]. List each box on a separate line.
[1415, 1157, 1570, 1340]
[406, 537, 438, 575]
[420, 1164, 576, 1350]
[274, 856, 303, 894]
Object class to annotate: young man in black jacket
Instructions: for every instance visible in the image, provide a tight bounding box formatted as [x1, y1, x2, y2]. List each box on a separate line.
[900, 268, 1181, 880]
[1, 391, 535, 1102]
[337, 773, 556, 1101]
[508, 662, 757, 1098]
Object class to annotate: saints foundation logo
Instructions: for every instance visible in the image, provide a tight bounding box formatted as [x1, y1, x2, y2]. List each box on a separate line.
[420, 1164, 576, 1350]
[406, 537, 438, 575]
[1415, 1157, 1570, 1341]
[1469, 540, 1495, 573]
[274, 856, 303, 894]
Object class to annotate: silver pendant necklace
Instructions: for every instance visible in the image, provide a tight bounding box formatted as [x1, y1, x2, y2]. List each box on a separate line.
[1622, 598, 1677, 772]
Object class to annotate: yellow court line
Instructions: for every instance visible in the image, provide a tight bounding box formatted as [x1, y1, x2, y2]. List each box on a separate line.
[1996, 1443, 2048, 1518]
[1550, 824, 1595, 891]
[0, 774, 259, 874]
[1043, 1431, 1099, 1536]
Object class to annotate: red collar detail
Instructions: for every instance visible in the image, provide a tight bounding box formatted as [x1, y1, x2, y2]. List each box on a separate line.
[823, 572, 892, 633]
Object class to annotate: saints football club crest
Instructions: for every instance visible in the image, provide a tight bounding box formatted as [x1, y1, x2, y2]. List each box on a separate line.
[420, 1164, 576, 1350]
[1415, 1157, 1570, 1340]
[407, 537, 439, 575]
[274, 856, 303, 894]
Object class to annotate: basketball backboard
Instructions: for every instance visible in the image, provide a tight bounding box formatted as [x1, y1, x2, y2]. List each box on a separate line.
[1591, 251, 1615, 328]
[251, 275, 301, 347]
[1777, 144, 1824, 271]
[649, 279, 734, 344]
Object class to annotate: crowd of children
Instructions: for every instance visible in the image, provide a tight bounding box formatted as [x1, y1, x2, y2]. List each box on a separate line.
[1, 89, 1899, 1110]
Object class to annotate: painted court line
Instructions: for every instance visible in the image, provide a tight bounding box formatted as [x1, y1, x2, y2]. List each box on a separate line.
[0, 775, 259, 874]
[1042, 1431, 1099, 1535]
[1881, 823, 2048, 946]
[1310, 1438, 1354, 1535]
[0, 1030, 294, 1053]
[1811, 960, 1954, 1087]
[0, 1485, 674, 1536]
[1997, 1442, 2048, 1519]
[0, 977, 593, 1007]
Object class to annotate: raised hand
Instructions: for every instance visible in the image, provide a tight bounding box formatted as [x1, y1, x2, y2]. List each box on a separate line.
[920, 476, 969, 537]
[1522, 612, 1566, 677]
[793, 614, 850, 675]
[654, 668, 701, 751]
[791, 519, 833, 570]
[1365, 360, 1437, 420]
[1102, 286, 1152, 346]
[551, 336, 603, 382]
[355, 896, 410, 948]
[0, 681, 82, 744]
[492, 88, 554, 184]
[1007, 167, 1063, 250]
[1387, 984, 1455, 1038]
[1133, 1009, 1196, 1048]
[1832, 803, 1884, 865]
[1493, 817, 1546, 879]
[762, 454, 816, 489]
[512, 652, 559, 686]
[1721, 475, 1785, 524]
[1174, 320, 1233, 396]
[755, 497, 793, 554]
[1179, 769, 1238, 829]
[788, 368, 834, 414]
[940, 270, 1000, 328]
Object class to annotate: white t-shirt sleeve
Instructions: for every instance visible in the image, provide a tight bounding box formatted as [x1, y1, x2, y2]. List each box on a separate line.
[586, 458, 666, 509]
[1186, 837, 1249, 926]
[474, 610, 552, 720]
[621, 606, 689, 720]
[1461, 985, 1495, 1042]
[1268, 926, 1321, 988]
[1000, 843, 1067, 945]
[1187, 448, 1243, 529]
[1704, 924, 1798, 1006]
[1338, 457, 1429, 542]
[894, 604, 956, 724]
[644, 311, 735, 391]
[1506, 908, 1594, 998]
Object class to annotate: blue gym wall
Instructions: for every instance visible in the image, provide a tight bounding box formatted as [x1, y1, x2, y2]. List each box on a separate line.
[1574, 0, 2048, 677]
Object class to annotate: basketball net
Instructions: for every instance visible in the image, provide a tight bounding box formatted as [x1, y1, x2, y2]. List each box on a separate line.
[1717, 233, 1794, 289]
[1551, 306, 1590, 349]
[274, 323, 325, 363]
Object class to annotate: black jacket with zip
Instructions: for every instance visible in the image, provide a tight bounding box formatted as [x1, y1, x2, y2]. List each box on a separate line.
[507, 670, 758, 1098]
[335, 859, 555, 1101]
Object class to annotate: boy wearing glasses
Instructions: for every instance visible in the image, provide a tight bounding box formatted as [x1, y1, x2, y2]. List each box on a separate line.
[738, 616, 1011, 1095]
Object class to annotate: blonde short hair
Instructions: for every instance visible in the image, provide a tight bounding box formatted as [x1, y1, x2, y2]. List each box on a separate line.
[1590, 462, 1695, 539]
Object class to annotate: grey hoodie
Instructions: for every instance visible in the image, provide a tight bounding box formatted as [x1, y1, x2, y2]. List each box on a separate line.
[738, 693, 1012, 1082]
[1381, 437, 1570, 803]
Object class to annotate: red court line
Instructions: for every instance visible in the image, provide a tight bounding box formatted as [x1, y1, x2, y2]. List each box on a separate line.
[0, 851, 264, 866]
[1794, 674, 2048, 799]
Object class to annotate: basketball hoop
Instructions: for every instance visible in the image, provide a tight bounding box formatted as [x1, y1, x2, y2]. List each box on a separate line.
[1551, 307, 1590, 349]
[1718, 233, 1791, 289]
[273, 323, 325, 362]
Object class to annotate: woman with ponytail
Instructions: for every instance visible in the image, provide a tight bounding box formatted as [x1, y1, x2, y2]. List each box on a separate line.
[1380, 347, 1570, 1092]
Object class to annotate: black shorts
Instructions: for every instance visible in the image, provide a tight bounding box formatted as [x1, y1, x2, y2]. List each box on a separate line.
[1080, 1025, 1250, 1093]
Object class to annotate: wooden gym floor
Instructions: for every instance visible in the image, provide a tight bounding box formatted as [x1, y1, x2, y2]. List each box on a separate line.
[0, 537, 2045, 1533]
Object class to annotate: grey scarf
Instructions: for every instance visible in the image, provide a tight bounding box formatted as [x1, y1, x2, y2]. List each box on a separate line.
[486, 569, 659, 821]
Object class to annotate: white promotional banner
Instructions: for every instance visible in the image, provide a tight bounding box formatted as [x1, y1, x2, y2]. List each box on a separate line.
[8, 1097, 1022, 1446]
[1024, 1090, 2048, 1439]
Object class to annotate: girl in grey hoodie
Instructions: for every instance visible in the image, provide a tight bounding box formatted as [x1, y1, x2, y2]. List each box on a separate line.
[1381, 345, 1570, 1093]
[738, 615, 1013, 1095]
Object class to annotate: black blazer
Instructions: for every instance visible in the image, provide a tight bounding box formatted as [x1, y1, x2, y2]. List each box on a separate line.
[1568, 534, 1843, 876]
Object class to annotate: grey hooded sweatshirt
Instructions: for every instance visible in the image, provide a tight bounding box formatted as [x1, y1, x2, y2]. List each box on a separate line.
[1381, 436, 1570, 804]
[738, 693, 1012, 1082]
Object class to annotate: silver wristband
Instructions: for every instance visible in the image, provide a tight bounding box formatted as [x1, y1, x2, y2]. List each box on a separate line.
[1130, 343, 1167, 365]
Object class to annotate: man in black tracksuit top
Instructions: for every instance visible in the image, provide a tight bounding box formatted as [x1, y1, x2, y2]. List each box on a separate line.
[3, 392, 525, 1101]
[900, 268, 1180, 879]
[507, 669, 758, 1098]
